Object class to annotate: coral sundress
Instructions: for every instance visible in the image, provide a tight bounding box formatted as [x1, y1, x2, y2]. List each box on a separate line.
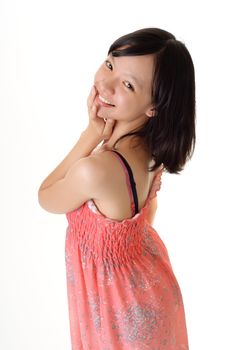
[65, 150, 189, 350]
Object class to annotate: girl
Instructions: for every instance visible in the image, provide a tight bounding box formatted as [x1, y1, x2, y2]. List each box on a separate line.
[38, 27, 195, 349]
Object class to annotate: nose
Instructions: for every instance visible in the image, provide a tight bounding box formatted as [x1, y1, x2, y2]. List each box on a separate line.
[96, 78, 115, 96]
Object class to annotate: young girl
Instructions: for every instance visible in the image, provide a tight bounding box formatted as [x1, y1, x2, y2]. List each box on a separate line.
[38, 27, 195, 350]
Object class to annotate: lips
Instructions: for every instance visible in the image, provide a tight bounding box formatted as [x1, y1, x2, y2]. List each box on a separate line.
[95, 91, 115, 107]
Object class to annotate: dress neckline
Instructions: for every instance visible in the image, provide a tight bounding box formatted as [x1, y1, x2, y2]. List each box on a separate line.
[85, 197, 148, 225]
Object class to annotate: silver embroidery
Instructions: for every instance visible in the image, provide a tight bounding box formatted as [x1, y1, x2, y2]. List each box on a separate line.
[65, 200, 189, 349]
[111, 298, 164, 346]
[128, 264, 161, 291]
[87, 291, 102, 332]
[142, 225, 159, 256]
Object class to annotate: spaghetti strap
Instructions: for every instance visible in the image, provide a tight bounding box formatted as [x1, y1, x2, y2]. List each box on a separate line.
[110, 150, 139, 216]
[65, 155, 190, 350]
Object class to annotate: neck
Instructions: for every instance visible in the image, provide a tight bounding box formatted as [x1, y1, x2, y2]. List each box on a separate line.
[101, 118, 146, 151]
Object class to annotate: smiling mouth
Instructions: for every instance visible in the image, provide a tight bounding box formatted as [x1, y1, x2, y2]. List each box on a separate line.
[96, 93, 115, 107]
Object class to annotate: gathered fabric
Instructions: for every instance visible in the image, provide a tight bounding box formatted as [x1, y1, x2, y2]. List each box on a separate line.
[65, 150, 189, 350]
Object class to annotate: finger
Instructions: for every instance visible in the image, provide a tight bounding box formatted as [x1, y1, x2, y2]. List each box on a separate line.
[102, 119, 115, 138]
[87, 86, 97, 108]
[106, 118, 115, 124]
[88, 92, 98, 113]
[89, 103, 97, 120]
[88, 101, 96, 116]
[91, 85, 97, 101]
[87, 86, 95, 106]
[104, 119, 115, 130]
[87, 87, 93, 107]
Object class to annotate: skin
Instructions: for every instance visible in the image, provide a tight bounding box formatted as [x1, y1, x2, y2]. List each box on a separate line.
[85, 49, 162, 222]
[92, 49, 157, 151]
[38, 47, 163, 222]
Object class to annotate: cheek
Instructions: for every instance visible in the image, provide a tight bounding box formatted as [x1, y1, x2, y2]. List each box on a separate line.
[93, 66, 104, 82]
[94, 65, 108, 81]
[117, 93, 137, 109]
[94, 70, 100, 83]
[115, 88, 132, 104]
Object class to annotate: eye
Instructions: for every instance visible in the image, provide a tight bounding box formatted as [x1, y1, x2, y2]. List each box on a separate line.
[124, 81, 134, 91]
[105, 59, 135, 91]
[105, 60, 113, 70]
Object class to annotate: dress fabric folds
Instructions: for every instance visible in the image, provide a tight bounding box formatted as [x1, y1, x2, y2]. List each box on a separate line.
[65, 150, 189, 350]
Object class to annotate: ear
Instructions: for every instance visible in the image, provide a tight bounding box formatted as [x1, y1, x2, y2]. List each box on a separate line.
[145, 105, 157, 118]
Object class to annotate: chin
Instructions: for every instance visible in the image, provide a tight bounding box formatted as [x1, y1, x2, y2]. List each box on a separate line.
[98, 112, 113, 120]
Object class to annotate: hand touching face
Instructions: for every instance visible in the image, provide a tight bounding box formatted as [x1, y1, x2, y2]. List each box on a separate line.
[85, 85, 116, 142]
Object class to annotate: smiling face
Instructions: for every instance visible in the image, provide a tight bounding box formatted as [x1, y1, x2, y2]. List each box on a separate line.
[93, 50, 156, 125]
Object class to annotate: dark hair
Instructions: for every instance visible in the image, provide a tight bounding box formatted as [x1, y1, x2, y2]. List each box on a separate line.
[108, 28, 196, 174]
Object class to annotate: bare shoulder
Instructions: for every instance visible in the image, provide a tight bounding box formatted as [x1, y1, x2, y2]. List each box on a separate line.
[87, 150, 121, 185]
[88, 149, 133, 181]
[77, 154, 110, 189]
[77, 151, 121, 201]
[79, 153, 107, 175]
[85, 149, 161, 221]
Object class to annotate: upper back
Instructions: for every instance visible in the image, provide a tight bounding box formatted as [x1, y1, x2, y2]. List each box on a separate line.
[89, 146, 161, 221]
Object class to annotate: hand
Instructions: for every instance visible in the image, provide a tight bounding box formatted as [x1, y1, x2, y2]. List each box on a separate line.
[84, 85, 116, 142]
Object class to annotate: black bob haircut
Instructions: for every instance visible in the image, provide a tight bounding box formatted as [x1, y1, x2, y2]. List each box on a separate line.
[107, 27, 196, 174]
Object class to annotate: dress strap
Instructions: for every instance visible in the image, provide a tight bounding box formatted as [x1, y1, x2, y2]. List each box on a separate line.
[110, 150, 139, 216]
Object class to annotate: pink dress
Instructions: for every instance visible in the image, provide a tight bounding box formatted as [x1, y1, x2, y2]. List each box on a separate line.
[65, 150, 189, 350]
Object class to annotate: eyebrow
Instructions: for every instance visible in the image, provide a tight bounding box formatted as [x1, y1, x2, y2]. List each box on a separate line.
[110, 55, 143, 89]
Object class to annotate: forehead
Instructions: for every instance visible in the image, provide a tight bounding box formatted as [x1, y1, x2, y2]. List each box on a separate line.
[108, 53, 155, 89]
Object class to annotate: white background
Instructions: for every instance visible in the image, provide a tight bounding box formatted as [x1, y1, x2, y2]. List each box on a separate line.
[1, 0, 233, 349]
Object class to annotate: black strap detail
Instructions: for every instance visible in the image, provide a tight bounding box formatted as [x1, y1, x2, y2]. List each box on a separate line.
[111, 150, 139, 215]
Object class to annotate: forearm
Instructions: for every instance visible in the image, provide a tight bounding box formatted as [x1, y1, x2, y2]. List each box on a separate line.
[38, 130, 102, 191]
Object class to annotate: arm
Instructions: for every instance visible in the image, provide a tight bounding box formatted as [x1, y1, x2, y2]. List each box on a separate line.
[38, 130, 102, 191]
[38, 156, 107, 214]
[37, 84, 118, 213]
[38, 85, 116, 192]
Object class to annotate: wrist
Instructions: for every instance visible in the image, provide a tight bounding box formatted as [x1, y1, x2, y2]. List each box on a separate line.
[81, 128, 102, 147]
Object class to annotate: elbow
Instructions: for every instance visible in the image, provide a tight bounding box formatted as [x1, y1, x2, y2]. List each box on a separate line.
[38, 189, 50, 213]
[38, 189, 45, 210]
